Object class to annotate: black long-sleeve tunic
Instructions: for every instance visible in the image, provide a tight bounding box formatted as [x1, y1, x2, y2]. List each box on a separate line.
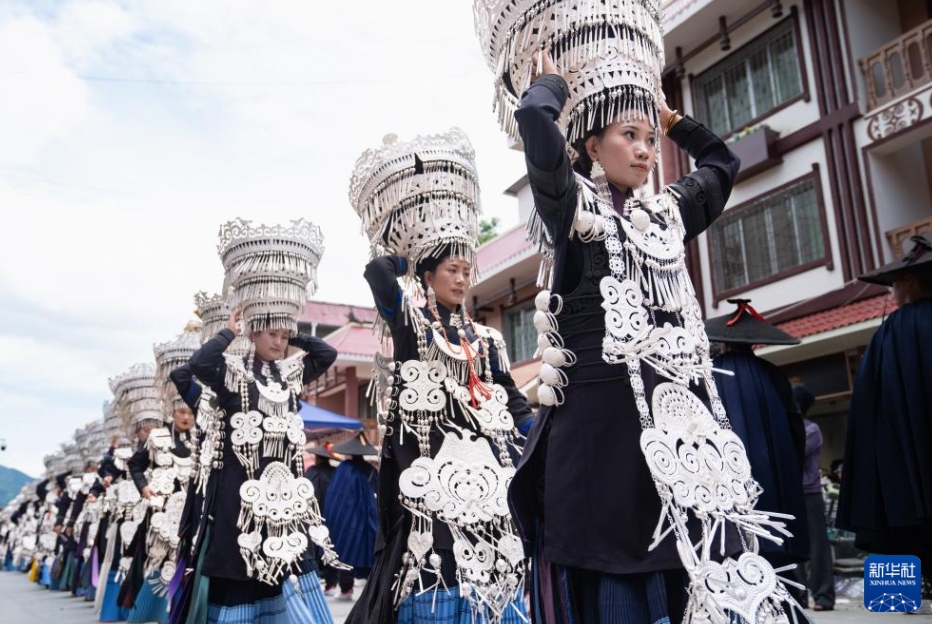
[508, 75, 740, 575]
[349, 257, 533, 624]
[187, 329, 336, 582]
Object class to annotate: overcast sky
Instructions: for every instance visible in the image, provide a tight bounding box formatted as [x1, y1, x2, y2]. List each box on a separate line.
[0, 0, 528, 477]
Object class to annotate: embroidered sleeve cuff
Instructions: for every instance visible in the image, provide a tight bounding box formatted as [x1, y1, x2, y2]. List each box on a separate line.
[532, 74, 569, 109]
[668, 115, 712, 157]
[526, 151, 572, 199]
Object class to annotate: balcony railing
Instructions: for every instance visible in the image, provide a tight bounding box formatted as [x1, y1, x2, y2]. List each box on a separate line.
[859, 18, 932, 110]
[886, 216, 932, 259]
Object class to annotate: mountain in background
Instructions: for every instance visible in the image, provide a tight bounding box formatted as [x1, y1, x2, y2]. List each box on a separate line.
[0, 464, 35, 507]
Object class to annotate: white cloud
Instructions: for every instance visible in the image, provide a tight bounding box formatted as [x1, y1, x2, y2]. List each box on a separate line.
[55, 1, 137, 68]
[0, 0, 527, 475]
[0, 16, 89, 166]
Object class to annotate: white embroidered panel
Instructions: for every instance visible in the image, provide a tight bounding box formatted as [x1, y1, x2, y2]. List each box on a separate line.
[239, 461, 315, 523]
[640, 383, 753, 514]
[398, 431, 514, 525]
[398, 360, 447, 413]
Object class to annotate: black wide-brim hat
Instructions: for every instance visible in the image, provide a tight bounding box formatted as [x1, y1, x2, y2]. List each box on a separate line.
[308, 444, 338, 460]
[331, 433, 378, 457]
[705, 299, 801, 346]
[858, 235, 932, 285]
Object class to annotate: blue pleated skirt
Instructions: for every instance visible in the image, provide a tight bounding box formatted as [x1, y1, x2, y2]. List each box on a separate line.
[206, 567, 333, 624]
[128, 573, 169, 623]
[530, 555, 687, 624]
[396, 589, 529, 624]
[40, 561, 52, 587]
[100, 569, 131, 622]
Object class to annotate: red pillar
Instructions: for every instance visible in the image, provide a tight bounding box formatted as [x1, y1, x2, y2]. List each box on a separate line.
[344, 366, 359, 419]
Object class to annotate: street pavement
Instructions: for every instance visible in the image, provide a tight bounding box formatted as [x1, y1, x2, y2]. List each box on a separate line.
[1, 570, 930, 623]
[0, 570, 357, 623]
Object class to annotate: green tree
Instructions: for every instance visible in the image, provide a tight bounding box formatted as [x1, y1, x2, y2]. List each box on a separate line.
[479, 217, 500, 244]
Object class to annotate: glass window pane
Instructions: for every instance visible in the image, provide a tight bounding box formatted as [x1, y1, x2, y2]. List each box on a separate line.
[749, 48, 775, 116]
[710, 177, 824, 294]
[507, 306, 537, 362]
[701, 77, 730, 136]
[769, 27, 802, 102]
[724, 62, 753, 129]
[693, 19, 801, 135]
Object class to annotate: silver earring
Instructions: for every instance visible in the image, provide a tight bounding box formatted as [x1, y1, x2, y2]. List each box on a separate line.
[427, 285, 437, 311]
[590, 160, 613, 207]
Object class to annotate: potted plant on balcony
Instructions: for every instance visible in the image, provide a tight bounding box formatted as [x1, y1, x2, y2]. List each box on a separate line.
[727, 123, 781, 181]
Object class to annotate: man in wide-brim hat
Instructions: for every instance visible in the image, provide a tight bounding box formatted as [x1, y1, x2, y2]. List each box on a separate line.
[705, 299, 810, 608]
[837, 235, 932, 593]
[323, 435, 379, 602]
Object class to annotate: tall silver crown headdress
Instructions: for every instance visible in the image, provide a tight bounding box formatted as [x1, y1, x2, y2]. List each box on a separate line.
[474, 0, 664, 144]
[349, 128, 482, 285]
[194, 292, 229, 342]
[43, 451, 65, 478]
[101, 400, 131, 448]
[194, 290, 251, 355]
[154, 320, 203, 416]
[217, 218, 324, 336]
[109, 362, 162, 428]
[60, 442, 83, 474]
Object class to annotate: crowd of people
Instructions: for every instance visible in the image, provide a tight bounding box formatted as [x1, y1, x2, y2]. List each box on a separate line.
[2, 1, 931, 623]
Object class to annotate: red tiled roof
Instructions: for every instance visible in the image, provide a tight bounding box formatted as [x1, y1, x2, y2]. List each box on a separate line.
[774, 294, 896, 340]
[510, 358, 541, 388]
[477, 223, 533, 275]
[323, 322, 381, 360]
[299, 301, 377, 326]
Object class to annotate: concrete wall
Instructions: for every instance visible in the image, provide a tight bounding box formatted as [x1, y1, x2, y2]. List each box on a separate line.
[865, 144, 932, 261]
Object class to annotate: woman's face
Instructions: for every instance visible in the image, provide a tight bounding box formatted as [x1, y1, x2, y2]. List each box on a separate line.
[136, 424, 154, 443]
[251, 328, 290, 362]
[172, 406, 194, 432]
[585, 117, 657, 192]
[425, 256, 471, 310]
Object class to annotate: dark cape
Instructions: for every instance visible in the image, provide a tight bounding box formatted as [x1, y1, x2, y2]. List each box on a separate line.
[304, 462, 335, 518]
[324, 458, 378, 572]
[712, 349, 810, 565]
[836, 298, 932, 568]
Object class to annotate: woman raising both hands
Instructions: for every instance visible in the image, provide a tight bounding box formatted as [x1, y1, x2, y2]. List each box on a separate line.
[508, 49, 741, 623]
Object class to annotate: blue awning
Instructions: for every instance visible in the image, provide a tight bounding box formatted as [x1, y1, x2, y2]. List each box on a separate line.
[298, 401, 362, 432]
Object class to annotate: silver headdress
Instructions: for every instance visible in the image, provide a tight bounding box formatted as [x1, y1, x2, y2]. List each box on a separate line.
[61, 442, 83, 474]
[102, 400, 131, 448]
[349, 129, 482, 285]
[194, 292, 229, 343]
[43, 451, 65, 479]
[218, 219, 324, 336]
[154, 320, 203, 416]
[75, 421, 104, 466]
[109, 363, 162, 428]
[474, 0, 664, 144]
[195, 290, 251, 355]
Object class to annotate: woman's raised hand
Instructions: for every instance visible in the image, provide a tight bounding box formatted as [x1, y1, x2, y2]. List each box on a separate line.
[659, 95, 681, 135]
[226, 309, 242, 334]
[530, 46, 560, 82]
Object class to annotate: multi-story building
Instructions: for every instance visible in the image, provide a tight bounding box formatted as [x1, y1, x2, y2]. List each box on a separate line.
[298, 301, 380, 443]
[470, 0, 932, 470]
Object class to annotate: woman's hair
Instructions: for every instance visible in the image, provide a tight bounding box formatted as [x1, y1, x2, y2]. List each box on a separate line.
[415, 246, 453, 292]
[569, 85, 660, 179]
[571, 127, 607, 178]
